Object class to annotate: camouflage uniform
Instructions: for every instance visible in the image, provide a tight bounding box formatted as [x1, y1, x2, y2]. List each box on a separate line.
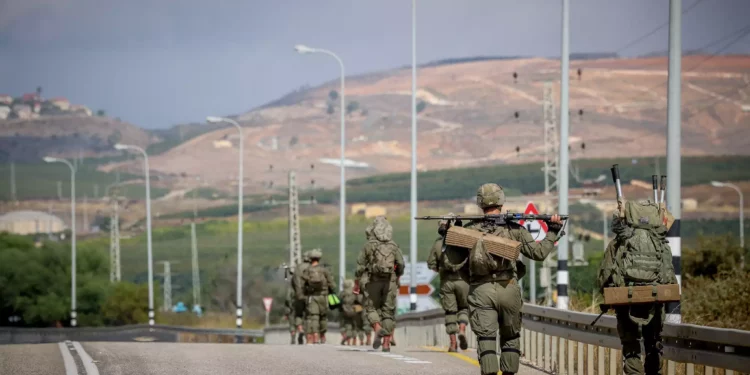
[284, 285, 296, 344]
[291, 252, 312, 344]
[339, 280, 357, 345]
[296, 249, 336, 344]
[356, 216, 405, 352]
[427, 219, 470, 352]
[460, 184, 561, 375]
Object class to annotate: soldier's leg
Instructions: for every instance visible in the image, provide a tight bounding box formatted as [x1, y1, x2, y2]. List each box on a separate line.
[497, 281, 524, 375]
[643, 305, 665, 375]
[469, 283, 500, 375]
[441, 280, 459, 335]
[365, 280, 383, 328]
[307, 297, 321, 337]
[455, 279, 471, 350]
[380, 278, 399, 336]
[616, 306, 645, 375]
[319, 297, 329, 343]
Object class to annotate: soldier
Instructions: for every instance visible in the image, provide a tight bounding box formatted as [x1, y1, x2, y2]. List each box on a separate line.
[427, 213, 470, 352]
[296, 249, 336, 344]
[339, 279, 357, 345]
[459, 183, 563, 375]
[284, 283, 296, 344]
[291, 251, 312, 344]
[355, 216, 405, 352]
[597, 204, 676, 375]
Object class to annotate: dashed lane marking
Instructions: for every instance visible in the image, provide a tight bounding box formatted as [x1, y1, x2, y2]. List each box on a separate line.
[333, 345, 432, 364]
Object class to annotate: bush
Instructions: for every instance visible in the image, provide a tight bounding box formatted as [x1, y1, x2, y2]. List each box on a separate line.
[683, 234, 744, 278]
[101, 282, 151, 325]
[683, 269, 750, 330]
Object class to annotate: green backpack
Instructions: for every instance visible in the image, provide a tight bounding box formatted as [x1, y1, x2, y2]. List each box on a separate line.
[370, 241, 398, 276]
[305, 265, 326, 292]
[609, 200, 677, 287]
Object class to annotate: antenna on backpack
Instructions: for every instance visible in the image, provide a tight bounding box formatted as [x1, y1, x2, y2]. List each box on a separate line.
[611, 164, 624, 217]
[652, 175, 659, 204]
[659, 176, 667, 205]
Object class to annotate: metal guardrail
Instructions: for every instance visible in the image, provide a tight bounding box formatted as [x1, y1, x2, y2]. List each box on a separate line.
[0, 324, 264, 345]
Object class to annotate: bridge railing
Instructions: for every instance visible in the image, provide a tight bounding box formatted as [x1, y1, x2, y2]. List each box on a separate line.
[389, 304, 750, 375]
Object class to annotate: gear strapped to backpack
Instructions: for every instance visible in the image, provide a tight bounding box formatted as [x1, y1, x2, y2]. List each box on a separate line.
[305, 265, 326, 292]
[370, 241, 398, 276]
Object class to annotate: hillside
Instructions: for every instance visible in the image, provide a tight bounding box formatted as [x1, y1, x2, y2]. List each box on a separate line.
[128, 55, 749, 197]
[0, 115, 155, 162]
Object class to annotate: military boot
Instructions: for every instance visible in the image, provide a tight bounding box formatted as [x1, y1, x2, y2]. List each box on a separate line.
[390, 333, 396, 346]
[381, 335, 391, 352]
[306, 334, 314, 345]
[312, 333, 320, 344]
[365, 333, 372, 346]
[458, 323, 468, 350]
[346, 337, 353, 346]
[297, 332, 305, 345]
[319, 332, 326, 344]
[371, 323, 383, 350]
[340, 335, 348, 345]
[448, 334, 458, 352]
[290, 333, 296, 345]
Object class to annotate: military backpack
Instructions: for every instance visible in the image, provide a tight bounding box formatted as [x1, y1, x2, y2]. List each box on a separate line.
[607, 201, 677, 287]
[370, 241, 398, 276]
[305, 265, 326, 292]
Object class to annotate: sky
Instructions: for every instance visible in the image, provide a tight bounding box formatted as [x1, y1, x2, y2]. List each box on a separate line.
[1, 0, 749, 129]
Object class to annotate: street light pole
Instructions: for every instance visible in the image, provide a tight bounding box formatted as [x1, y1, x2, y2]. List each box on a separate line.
[295, 44, 347, 291]
[556, 0, 571, 311]
[409, 0, 418, 311]
[114, 143, 155, 325]
[43, 157, 77, 327]
[711, 181, 745, 268]
[206, 117, 245, 327]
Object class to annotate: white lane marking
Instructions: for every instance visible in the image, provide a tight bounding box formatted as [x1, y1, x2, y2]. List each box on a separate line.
[72, 341, 101, 375]
[58, 342, 78, 375]
[406, 360, 432, 364]
[334, 345, 431, 364]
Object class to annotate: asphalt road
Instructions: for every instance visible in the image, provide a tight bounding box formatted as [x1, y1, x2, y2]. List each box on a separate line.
[0, 341, 548, 375]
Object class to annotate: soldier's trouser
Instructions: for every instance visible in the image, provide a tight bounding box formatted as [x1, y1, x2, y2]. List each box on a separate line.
[288, 315, 296, 333]
[294, 299, 307, 331]
[616, 304, 665, 375]
[468, 279, 522, 375]
[364, 275, 398, 335]
[441, 278, 470, 335]
[361, 310, 372, 333]
[306, 295, 329, 334]
[341, 315, 355, 338]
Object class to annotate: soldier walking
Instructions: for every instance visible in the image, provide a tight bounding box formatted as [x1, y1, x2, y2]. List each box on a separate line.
[296, 249, 336, 344]
[291, 251, 312, 344]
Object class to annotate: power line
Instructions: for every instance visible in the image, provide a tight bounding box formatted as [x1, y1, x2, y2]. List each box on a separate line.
[615, 0, 707, 54]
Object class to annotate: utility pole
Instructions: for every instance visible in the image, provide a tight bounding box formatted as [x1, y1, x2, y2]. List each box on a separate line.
[158, 261, 172, 312]
[666, 0, 683, 324]
[191, 221, 201, 308]
[556, 0, 571, 311]
[83, 195, 88, 234]
[57, 181, 63, 201]
[110, 187, 121, 282]
[10, 161, 17, 202]
[288, 171, 302, 269]
[409, 0, 419, 312]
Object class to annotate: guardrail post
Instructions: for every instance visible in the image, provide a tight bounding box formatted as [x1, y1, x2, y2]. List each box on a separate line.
[559, 338, 566, 375]
[705, 366, 713, 375]
[587, 344, 594, 375]
[568, 339, 574, 375]
[598, 346, 605, 375]
[545, 333, 552, 371]
[610, 349, 618, 375]
[667, 360, 675, 375]
[536, 331, 543, 366]
[577, 342, 584, 375]
[686, 363, 694, 375]
[551, 335, 558, 373]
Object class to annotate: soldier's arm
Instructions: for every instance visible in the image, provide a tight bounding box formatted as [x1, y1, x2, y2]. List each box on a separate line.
[597, 239, 618, 292]
[515, 224, 560, 261]
[326, 269, 336, 293]
[426, 236, 442, 272]
[394, 244, 406, 277]
[294, 272, 305, 299]
[355, 244, 369, 278]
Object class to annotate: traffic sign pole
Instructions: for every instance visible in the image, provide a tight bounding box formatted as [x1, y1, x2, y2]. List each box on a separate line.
[519, 202, 549, 305]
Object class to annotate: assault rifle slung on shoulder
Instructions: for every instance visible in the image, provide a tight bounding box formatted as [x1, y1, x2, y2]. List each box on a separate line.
[416, 213, 569, 236]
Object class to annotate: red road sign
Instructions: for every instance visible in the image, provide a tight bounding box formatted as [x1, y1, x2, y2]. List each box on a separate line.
[518, 202, 548, 242]
[262, 297, 273, 312]
[398, 284, 434, 295]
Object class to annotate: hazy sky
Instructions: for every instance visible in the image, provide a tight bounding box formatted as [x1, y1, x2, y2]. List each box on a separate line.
[1, 0, 749, 129]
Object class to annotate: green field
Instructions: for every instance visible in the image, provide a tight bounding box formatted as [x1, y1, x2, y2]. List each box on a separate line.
[0, 162, 169, 200]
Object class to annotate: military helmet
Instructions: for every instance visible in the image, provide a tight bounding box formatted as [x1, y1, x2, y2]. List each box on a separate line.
[308, 248, 323, 259]
[302, 251, 311, 262]
[476, 183, 505, 209]
[343, 279, 354, 288]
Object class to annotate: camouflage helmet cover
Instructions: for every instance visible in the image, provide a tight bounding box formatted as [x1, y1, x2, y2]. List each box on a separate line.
[308, 248, 323, 259]
[302, 251, 311, 262]
[476, 183, 506, 209]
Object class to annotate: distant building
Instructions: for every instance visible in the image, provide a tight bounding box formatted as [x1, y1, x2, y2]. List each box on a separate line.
[48, 97, 70, 111]
[364, 205, 387, 218]
[0, 95, 12, 106]
[22, 93, 40, 104]
[70, 104, 92, 116]
[0, 106, 10, 120]
[12, 104, 32, 119]
[0, 210, 67, 235]
[351, 203, 368, 215]
[213, 140, 233, 149]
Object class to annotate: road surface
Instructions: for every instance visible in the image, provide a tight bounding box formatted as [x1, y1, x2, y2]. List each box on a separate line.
[0, 341, 548, 375]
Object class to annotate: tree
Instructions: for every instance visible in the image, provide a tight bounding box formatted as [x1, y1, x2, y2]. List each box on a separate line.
[328, 90, 339, 101]
[101, 282, 150, 325]
[289, 135, 299, 147]
[345, 101, 360, 115]
[96, 109, 106, 117]
[683, 234, 744, 279]
[416, 100, 427, 114]
[326, 103, 335, 115]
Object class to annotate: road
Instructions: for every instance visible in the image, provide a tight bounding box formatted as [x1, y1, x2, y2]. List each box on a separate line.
[0, 341, 548, 375]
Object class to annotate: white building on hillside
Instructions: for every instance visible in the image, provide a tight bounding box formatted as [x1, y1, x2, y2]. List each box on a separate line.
[0, 210, 67, 235]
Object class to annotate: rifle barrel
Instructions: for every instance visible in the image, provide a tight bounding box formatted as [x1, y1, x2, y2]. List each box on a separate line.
[415, 214, 568, 221]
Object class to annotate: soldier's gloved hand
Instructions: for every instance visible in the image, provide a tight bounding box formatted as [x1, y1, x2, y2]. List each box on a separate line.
[438, 213, 456, 236]
[599, 304, 610, 313]
[547, 215, 564, 233]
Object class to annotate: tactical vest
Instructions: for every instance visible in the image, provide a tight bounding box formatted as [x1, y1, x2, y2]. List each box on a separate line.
[305, 265, 326, 293]
[370, 240, 398, 276]
[466, 222, 518, 282]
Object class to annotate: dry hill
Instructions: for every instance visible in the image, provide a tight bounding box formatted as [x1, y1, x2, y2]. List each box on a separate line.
[119, 55, 750, 196]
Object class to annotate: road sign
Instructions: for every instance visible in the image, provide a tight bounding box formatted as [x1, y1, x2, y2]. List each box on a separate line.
[518, 202, 547, 242]
[398, 284, 435, 296]
[398, 262, 437, 286]
[396, 295, 440, 315]
[262, 297, 273, 312]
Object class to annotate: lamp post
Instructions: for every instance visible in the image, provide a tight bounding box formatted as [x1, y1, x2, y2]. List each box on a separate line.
[295, 44, 347, 291]
[114, 143, 155, 325]
[711, 181, 745, 268]
[43, 156, 77, 327]
[206, 116, 245, 327]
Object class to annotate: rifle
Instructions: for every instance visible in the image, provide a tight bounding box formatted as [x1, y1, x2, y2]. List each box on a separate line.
[416, 213, 568, 225]
[611, 164, 624, 217]
[590, 304, 610, 326]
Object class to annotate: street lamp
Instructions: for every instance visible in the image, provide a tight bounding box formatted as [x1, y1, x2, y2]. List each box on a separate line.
[206, 116, 245, 328]
[114, 143, 155, 325]
[711, 181, 745, 267]
[43, 156, 77, 327]
[295, 43, 347, 291]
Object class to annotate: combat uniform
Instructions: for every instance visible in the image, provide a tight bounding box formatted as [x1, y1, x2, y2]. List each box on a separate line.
[427, 223, 470, 352]
[339, 280, 357, 345]
[296, 249, 336, 344]
[355, 216, 405, 352]
[284, 285, 296, 344]
[460, 183, 561, 375]
[291, 252, 312, 344]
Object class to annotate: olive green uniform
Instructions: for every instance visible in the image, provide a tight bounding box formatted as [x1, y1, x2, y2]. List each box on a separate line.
[292, 255, 312, 334]
[355, 217, 405, 339]
[296, 257, 336, 336]
[284, 286, 296, 339]
[339, 282, 357, 342]
[599, 238, 668, 375]
[427, 235, 470, 336]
